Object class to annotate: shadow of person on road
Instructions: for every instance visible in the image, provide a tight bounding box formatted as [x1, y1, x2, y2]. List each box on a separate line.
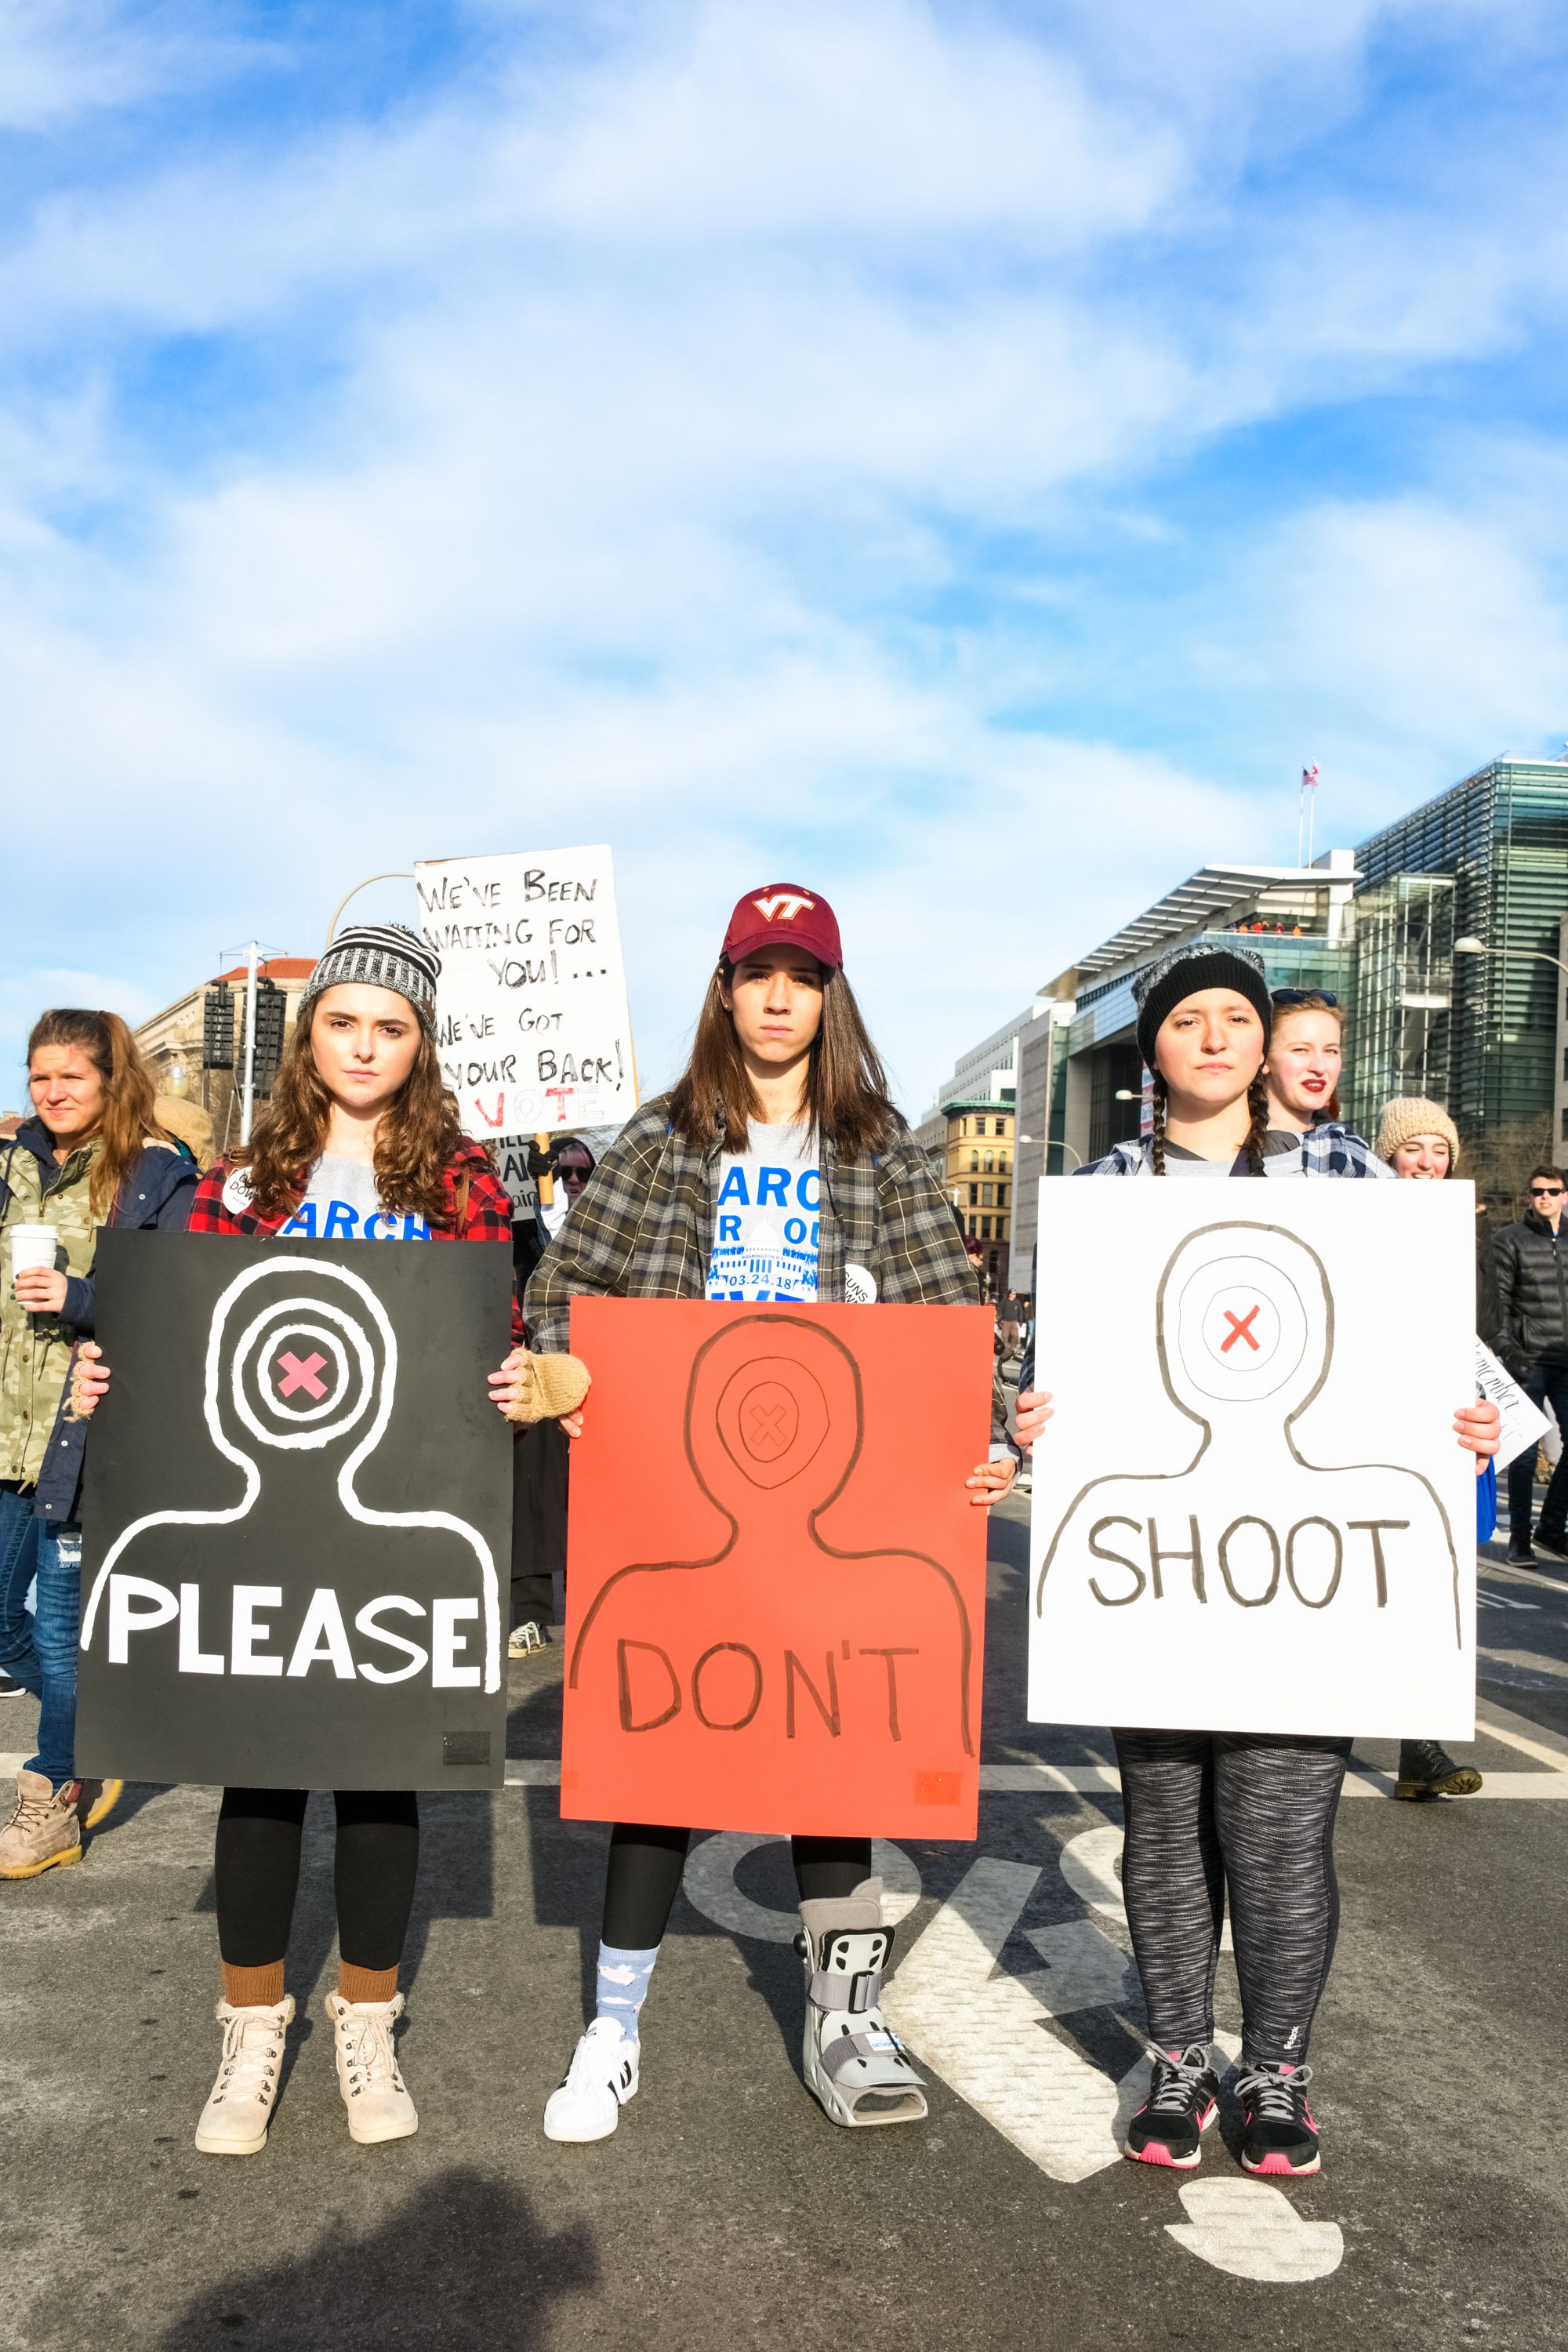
[157, 2164, 597, 2351]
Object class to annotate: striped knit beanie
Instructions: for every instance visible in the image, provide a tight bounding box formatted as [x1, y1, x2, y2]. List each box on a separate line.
[299, 923, 441, 1029]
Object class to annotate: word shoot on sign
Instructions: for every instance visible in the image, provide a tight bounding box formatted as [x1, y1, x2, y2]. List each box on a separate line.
[414, 844, 637, 1137]
[1029, 1185, 1478, 1743]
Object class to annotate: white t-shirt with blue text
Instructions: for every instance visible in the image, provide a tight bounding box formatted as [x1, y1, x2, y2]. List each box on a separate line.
[278, 1153, 431, 1242]
[706, 1121, 819, 1302]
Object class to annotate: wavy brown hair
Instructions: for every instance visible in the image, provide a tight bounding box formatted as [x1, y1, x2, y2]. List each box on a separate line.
[234, 1003, 466, 1225]
[26, 1008, 168, 1217]
[669, 961, 898, 1160]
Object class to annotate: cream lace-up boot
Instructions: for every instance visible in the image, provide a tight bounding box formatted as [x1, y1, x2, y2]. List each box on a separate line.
[194, 1996, 295, 2156]
[324, 1991, 419, 2145]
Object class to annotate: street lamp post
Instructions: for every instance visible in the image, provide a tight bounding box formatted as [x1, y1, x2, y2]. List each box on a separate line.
[325, 871, 414, 949]
[1455, 936, 1568, 982]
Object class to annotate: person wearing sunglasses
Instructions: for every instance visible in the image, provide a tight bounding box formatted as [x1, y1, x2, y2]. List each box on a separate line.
[1494, 1163, 1568, 1566]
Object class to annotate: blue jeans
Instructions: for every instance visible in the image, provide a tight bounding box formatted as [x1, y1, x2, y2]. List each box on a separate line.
[1506, 1364, 1568, 1547]
[0, 1485, 82, 1788]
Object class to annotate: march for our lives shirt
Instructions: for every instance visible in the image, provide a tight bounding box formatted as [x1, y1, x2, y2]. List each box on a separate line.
[706, 1121, 820, 1302]
[278, 1153, 431, 1242]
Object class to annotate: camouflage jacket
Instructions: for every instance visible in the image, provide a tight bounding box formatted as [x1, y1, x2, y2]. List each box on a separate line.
[0, 1120, 198, 1499]
[523, 1095, 1007, 1443]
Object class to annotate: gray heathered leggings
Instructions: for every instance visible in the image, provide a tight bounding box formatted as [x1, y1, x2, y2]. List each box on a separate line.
[1112, 1729, 1352, 2067]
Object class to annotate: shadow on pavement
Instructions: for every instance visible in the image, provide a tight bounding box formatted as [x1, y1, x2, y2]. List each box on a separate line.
[157, 2165, 597, 2350]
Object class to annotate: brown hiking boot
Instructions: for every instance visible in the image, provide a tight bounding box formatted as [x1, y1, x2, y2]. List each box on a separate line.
[0, 1770, 82, 1878]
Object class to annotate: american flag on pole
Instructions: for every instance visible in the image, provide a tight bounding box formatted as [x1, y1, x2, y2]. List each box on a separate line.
[1302, 761, 1319, 789]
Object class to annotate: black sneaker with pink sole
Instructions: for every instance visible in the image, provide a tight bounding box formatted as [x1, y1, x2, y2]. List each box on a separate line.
[1236, 2061, 1320, 2176]
[1124, 2044, 1220, 2169]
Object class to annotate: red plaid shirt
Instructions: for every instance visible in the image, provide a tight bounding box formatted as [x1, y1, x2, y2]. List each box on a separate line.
[186, 1140, 521, 1341]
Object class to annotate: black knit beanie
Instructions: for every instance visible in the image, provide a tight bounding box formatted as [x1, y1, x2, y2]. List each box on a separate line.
[1132, 941, 1272, 1072]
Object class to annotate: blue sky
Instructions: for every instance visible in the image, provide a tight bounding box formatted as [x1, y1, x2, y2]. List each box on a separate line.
[4, 0, 1568, 1113]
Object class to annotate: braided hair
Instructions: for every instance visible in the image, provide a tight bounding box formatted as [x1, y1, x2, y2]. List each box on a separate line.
[1148, 1067, 1269, 1174]
[1243, 1070, 1270, 1175]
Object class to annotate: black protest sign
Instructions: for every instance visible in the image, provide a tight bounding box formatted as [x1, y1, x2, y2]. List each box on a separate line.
[76, 1229, 513, 1789]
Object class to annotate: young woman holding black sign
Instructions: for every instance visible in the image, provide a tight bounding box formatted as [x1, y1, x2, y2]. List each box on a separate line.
[522, 883, 1047, 2143]
[1014, 941, 1497, 2178]
[72, 924, 527, 2158]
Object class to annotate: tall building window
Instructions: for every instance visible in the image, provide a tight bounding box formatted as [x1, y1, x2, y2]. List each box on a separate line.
[969, 1183, 979, 1205]
[997, 1184, 1008, 1207]
[981, 1183, 993, 1206]
[981, 1217, 993, 1238]
[967, 1215, 977, 1236]
[971, 1152, 980, 1171]
[983, 1152, 994, 1173]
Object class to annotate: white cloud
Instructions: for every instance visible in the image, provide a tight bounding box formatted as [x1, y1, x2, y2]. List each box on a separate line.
[3, 0, 1568, 1114]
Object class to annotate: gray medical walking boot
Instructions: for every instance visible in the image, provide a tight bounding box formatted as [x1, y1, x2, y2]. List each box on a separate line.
[798, 1878, 927, 2128]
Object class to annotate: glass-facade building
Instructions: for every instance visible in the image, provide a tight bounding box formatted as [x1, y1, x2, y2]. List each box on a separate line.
[1349, 759, 1568, 1137]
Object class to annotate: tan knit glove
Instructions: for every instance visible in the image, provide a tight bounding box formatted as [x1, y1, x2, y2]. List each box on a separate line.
[502, 1349, 591, 1425]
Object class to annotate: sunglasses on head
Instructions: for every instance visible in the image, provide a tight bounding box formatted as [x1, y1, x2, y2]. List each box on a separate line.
[1271, 989, 1338, 1008]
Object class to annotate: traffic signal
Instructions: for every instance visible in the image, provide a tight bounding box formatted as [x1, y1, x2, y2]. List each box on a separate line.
[202, 987, 234, 1070]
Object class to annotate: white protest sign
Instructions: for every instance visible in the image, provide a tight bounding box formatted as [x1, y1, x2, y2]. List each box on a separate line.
[1475, 1338, 1550, 1472]
[414, 847, 637, 1139]
[1029, 1181, 1477, 1740]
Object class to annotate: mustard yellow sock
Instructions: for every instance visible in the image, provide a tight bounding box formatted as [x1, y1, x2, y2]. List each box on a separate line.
[221, 1959, 285, 2007]
[337, 1961, 398, 2005]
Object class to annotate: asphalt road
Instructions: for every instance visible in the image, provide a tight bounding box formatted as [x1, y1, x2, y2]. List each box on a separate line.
[3, 1490, 1567, 2351]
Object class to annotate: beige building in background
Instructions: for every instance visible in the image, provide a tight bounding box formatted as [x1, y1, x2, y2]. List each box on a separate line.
[913, 1095, 1014, 1296]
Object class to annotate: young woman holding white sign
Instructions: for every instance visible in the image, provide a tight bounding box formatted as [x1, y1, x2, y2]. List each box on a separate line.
[1015, 941, 1497, 2179]
[71, 924, 529, 2160]
[523, 883, 1047, 2143]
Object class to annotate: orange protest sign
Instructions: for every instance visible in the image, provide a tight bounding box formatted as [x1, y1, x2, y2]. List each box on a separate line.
[560, 1298, 993, 1838]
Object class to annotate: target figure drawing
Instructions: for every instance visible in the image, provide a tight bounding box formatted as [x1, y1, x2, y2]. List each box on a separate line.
[561, 1298, 993, 1837]
[1029, 1187, 1477, 1740]
[76, 1230, 514, 1789]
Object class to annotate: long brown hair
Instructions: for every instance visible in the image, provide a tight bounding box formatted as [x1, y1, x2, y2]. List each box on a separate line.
[235, 1000, 466, 1225]
[669, 962, 898, 1160]
[26, 1009, 167, 1217]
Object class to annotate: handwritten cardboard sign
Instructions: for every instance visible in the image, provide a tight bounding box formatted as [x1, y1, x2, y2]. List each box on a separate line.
[560, 1298, 994, 1836]
[414, 845, 637, 1138]
[1029, 1182, 1477, 1740]
[75, 1231, 514, 1789]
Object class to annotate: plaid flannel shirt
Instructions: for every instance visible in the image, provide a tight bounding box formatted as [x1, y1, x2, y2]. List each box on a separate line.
[187, 1141, 521, 1339]
[524, 1096, 1007, 1442]
[1078, 1123, 1395, 1180]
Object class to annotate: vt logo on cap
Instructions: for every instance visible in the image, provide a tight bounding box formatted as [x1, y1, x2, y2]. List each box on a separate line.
[753, 891, 815, 924]
[722, 884, 844, 971]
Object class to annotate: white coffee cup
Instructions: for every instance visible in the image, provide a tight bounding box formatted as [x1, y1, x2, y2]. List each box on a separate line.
[8, 1224, 59, 1279]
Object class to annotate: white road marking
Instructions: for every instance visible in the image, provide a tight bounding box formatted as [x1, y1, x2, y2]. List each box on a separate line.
[884, 1855, 1139, 2184]
[1166, 2180, 1344, 2283]
[679, 1831, 920, 1943]
[1472, 1708, 1568, 1771]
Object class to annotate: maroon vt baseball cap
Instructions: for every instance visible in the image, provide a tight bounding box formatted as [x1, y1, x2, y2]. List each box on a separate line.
[722, 884, 843, 971]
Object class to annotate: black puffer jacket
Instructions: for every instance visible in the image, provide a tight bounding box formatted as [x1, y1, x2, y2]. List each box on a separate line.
[1494, 1209, 1568, 1371]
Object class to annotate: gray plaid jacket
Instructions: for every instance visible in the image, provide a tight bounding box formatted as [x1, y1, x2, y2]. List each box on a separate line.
[524, 1096, 1007, 1440]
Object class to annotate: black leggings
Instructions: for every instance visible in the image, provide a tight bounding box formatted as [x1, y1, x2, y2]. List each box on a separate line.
[215, 1788, 420, 1971]
[1113, 1730, 1351, 2068]
[604, 1823, 872, 1948]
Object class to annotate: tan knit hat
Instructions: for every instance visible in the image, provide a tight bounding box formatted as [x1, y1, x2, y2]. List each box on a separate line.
[1375, 1096, 1461, 1170]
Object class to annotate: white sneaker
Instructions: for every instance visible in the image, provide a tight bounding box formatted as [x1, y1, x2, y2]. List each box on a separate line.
[324, 1991, 419, 2145]
[543, 2017, 640, 2143]
[194, 1996, 295, 2157]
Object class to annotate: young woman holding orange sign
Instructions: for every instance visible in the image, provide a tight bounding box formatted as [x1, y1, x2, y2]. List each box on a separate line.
[524, 883, 1047, 2142]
